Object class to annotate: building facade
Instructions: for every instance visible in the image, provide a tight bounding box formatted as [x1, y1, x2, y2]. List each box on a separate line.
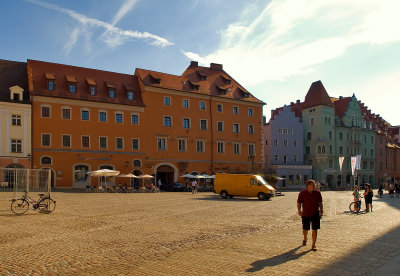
[28, 60, 265, 188]
[264, 105, 312, 188]
[0, 60, 31, 178]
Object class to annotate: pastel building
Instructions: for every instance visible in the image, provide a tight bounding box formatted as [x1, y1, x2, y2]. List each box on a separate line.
[0, 60, 31, 182]
[27, 60, 265, 188]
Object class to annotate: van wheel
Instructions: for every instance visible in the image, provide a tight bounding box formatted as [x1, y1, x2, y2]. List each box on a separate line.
[257, 193, 266, 201]
[228, 195, 234, 198]
[220, 191, 228, 199]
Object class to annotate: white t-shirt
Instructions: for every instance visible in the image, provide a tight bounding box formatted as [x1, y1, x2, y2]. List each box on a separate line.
[192, 181, 197, 187]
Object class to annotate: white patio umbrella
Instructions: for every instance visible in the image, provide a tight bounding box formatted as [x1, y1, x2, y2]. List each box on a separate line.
[137, 174, 155, 186]
[180, 173, 194, 178]
[88, 169, 120, 187]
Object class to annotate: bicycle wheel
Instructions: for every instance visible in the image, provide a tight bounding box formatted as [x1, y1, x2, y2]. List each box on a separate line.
[38, 198, 56, 214]
[11, 199, 29, 215]
[349, 202, 360, 213]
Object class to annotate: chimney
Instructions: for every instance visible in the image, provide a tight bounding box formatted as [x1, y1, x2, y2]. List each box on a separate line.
[190, 61, 198, 67]
[339, 96, 343, 100]
[210, 63, 223, 71]
[290, 102, 294, 105]
[296, 100, 300, 104]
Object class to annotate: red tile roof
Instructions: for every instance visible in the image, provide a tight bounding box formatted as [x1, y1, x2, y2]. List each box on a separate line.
[0, 59, 30, 103]
[333, 97, 351, 117]
[302, 80, 333, 109]
[27, 60, 144, 107]
[135, 62, 264, 104]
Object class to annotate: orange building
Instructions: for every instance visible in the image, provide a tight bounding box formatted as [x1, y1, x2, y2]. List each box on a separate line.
[28, 60, 264, 188]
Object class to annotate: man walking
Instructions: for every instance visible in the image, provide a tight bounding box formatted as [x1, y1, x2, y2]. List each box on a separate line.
[297, 179, 323, 251]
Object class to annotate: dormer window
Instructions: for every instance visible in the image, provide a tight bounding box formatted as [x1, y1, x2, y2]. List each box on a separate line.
[109, 89, 115, 98]
[9, 86, 24, 101]
[87, 78, 97, 96]
[216, 85, 228, 95]
[149, 74, 161, 84]
[239, 88, 249, 98]
[127, 91, 134, 100]
[105, 82, 116, 98]
[45, 73, 56, 91]
[188, 80, 199, 90]
[197, 71, 207, 81]
[222, 75, 231, 84]
[66, 75, 77, 93]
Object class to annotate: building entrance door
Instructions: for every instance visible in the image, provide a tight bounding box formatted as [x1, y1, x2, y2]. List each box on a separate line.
[156, 165, 174, 190]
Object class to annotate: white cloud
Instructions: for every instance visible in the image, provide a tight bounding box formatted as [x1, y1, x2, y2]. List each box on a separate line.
[183, 0, 400, 86]
[28, 0, 173, 54]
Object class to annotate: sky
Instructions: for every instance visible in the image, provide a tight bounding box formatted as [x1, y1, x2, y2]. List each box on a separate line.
[1, 0, 399, 125]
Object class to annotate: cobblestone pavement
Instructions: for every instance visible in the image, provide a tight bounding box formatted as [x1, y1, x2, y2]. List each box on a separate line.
[1, 190, 400, 275]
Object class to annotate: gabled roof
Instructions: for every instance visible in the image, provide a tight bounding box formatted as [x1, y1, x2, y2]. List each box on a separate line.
[27, 60, 144, 107]
[332, 96, 351, 117]
[302, 80, 333, 109]
[135, 62, 264, 104]
[0, 59, 29, 103]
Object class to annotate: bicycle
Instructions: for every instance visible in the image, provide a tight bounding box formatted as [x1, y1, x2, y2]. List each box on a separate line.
[10, 191, 56, 215]
[349, 196, 363, 214]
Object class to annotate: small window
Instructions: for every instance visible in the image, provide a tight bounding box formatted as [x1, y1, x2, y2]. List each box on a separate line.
[233, 123, 240, 133]
[89, 86, 97, 96]
[47, 80, 55, 91]
[62, 135, 71, 147]
[248, 125, 254, 134]
[307, 132, 312, 140]
[196, 140, 205, 152]
[293, 155, 297, 162]
[108, 89, 115, 98]
[273, 139, 278, 146]
[310, 118, 315, 125]
[127, 91, 134, 100]
[283, 155, 287, 164]
[183, 118, 190, 129]
[293, 140, 297, 146]
[164, 97, 171, 106]
[248, 108, 253, 116]
[178, 138, 187, 152]
[62, 108, 71, 120]
[217, 104, 223, 112]
[42, 134, 51, 147]
[233, 106, 238, 114]
[11, 139, 22, 153]
[41, 156, 52, 165]
[164, 116, 172, 127]
[199, 102, 206, 110]
[99, 112, 107, 122]
[182, 99, 189, 108]
[132, 139, 139, 150]
[11, 115, 21, 126]
[68, 83, 77, 93]
[82, 136, 90, 148]
[200, 119, 207, 130]
[217, 122, 224, 132]
[131, 114, 139, 125]
[339, 132, 343, 140]
[81, 110, 89, 121]
[116, 137, 123, 149]
[274, 155, 278, 162]
[99, 137, 107, 149]
[41, 106, 50, 118]
[233, 143, 240, 154]
[217, 141, 225, 153]
[283, 140, 288, 147]
[115, 113, 123, 123]
[157, 138, 167, 151]
[329, 131, 332, 140]
[248, 144, 255, 155]
[305, 146, 310, 154]
[133, 160, 142, 167]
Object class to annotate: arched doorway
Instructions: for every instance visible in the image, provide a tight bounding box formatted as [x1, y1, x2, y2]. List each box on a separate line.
[131, 169, 142, 187]
[156, 164, 176, 190]
[3, 164, 24, 189]
[326, 174, 334, 188]
[73, 164, 90, 188]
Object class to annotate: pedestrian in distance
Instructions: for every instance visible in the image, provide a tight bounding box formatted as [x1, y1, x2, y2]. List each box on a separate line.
[389, 183, 395, 198]
[364, 184, 373, 212]
[378, 184, 383, 198]
[191, 179, 198, 194]
[297, 179, 323, 251]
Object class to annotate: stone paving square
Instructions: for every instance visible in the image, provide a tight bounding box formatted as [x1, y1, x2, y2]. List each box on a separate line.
[1, 190, 400, 275]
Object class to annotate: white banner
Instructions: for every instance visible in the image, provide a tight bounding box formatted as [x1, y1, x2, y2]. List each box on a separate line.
[351, 156, 357, 176]
[339, 156, 345, 172]
[356, 155, 362, 170]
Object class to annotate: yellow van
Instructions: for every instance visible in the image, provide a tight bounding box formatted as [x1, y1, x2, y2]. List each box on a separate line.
[213, 173, 276, 200]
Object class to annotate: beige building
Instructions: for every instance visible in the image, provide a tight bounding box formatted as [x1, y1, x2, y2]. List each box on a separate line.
[0, 60, 31, 174]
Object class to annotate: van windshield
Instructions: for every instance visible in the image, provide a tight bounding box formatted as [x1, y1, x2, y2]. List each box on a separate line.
[256, 175, 276, 191]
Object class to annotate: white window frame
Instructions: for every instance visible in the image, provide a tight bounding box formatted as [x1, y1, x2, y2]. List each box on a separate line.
[248, 124, 254, 134]
[116, 137, 124, 150]
[80, 108, 90, 121]
[248, 143, 255, 155]
[10, 139, 22, 153]
[99, 136, 108, 149]
[183, 118, 191, 129]
[217, 104, 223, 112]
[115, 112, 124, 124]
[61, 106, 72, 120]
[233, 143, 241, 155]
[61, 134, 71, 148]
[81, 135, 90, 148]
[233, 123, 240, 133]
[199, 101, 206, 110]
[200, 119, 208, 130]
[163, 116, 173, 127]
[164, 96, 171, 106]
[41, 104, 51, 118]
[182, 99, 190, 108]
[248, 108, 253, 116]
[157, 137, 167, 151]
[40, 156, 52, 165]
[196, 139, 205, 153]
[217, 141, 225, 154]
[217, 121, 224, 132]
[98, 110, 107, 122]
[178, 138, 187, 152]
[131, 113, 139, 125]
[132, 138, 140, 150]
[41, 133, 51, 147]
[11, 114, 22, 126]
[233, 106, 239, 115]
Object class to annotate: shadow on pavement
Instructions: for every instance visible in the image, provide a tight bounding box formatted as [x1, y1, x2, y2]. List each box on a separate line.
[316, 194, 400, 275]
[246, 246, 311, 272]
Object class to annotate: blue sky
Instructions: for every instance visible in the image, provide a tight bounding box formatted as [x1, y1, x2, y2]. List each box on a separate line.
[1, 0, 399, 125]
